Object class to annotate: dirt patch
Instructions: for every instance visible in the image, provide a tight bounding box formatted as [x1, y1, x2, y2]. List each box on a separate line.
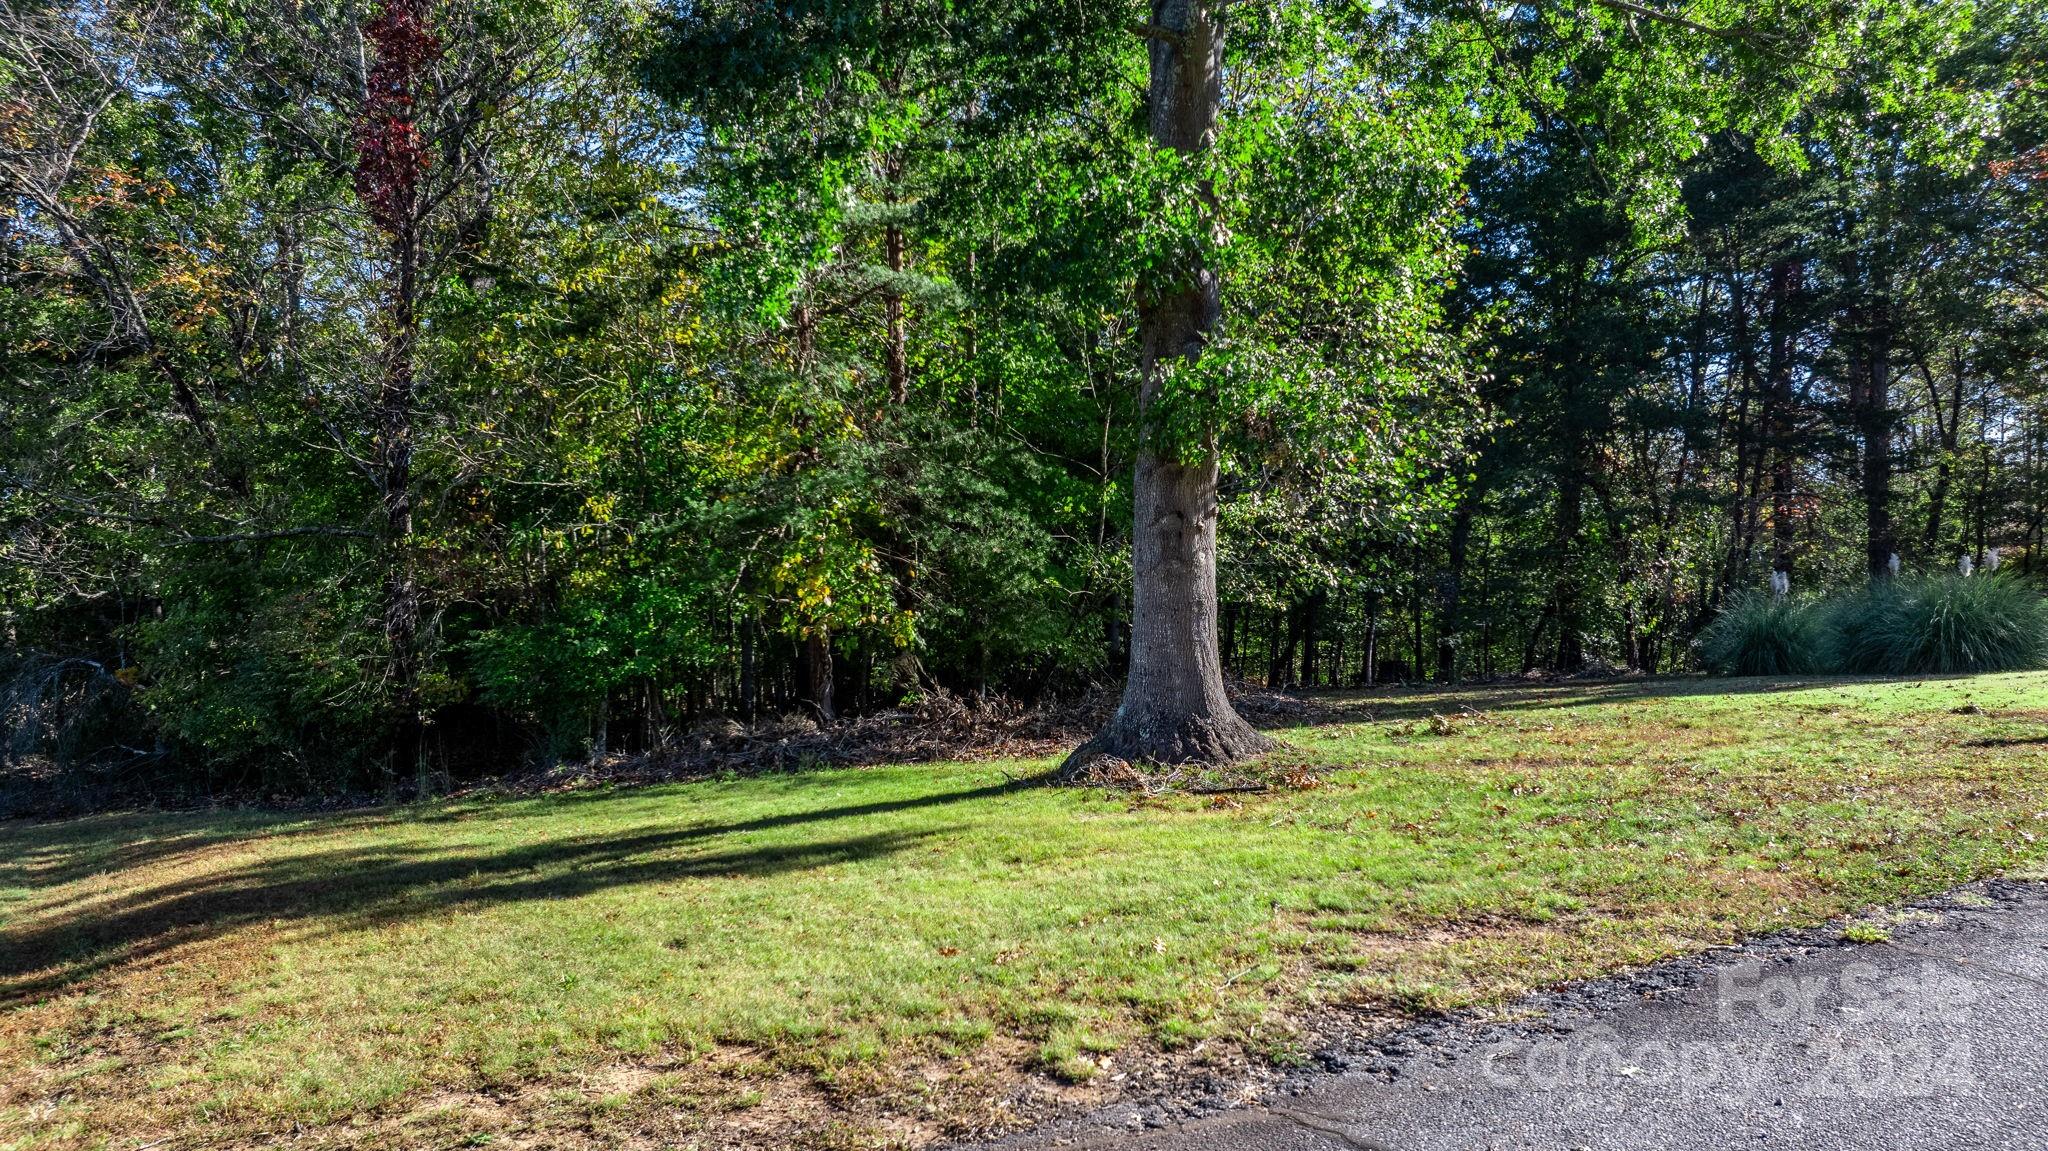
[9, 1021, 1353, 1151]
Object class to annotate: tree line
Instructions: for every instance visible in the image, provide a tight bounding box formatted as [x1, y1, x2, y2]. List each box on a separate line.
[3, 0, 2044, 800]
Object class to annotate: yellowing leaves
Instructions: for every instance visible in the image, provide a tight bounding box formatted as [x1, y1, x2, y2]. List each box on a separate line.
[582, 492, 618, 525]
[766, 510, 915, 649]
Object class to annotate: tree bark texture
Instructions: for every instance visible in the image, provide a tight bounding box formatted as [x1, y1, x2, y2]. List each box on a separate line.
[1063, 0, 1273, 773]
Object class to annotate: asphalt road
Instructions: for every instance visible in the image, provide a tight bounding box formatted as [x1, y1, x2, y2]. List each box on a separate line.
[979, 879, 2048, 1151]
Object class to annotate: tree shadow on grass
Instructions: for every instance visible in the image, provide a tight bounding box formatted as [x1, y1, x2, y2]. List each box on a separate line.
[1, 775, 1043, 1001]
[1963, 735, 2048, 748]
[1265, 674, 1975, 728]
[0, 806, 426, 895]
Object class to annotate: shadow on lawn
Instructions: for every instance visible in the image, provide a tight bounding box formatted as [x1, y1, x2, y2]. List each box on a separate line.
[1276, 674, 1960, 727]
[1, 776, 1041, 1000]
[0, 807, 419, 895]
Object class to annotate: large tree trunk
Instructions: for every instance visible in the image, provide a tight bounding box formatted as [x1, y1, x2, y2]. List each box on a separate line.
[1329, 588, 1345, 688]
[738, 615, 759, 721]
[1717, 267, 1761, 602]
[1833, 242, 1896, 578]
[2027, 413, 2045, 575]
[1855, 319, 1895, 577]
[804, 631, 835, 722]
[1409, 542, 1424, 678]
[1063, 0, 1272, 773]
[1068, 452, 1273, 767]
[357, 0, 437, 794]
[1971, 388, 1994, 565]
[1764, 258, 1800, 580]
[1920, 353, 1964, 554]
[377, 240, 423, 792]
[1362, 590, 1379, 687]
[1436, 501, 1471, 682]
[879, 1, 908, 405]
[1550, 469, 1586, 672]
[1299, 589, 1323, 688]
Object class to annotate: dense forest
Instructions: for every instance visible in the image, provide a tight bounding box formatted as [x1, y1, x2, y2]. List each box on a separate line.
[4, 0, 2045, 801]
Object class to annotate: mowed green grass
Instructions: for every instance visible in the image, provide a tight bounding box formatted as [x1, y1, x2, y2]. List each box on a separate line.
[6, 674, 2048, 1149]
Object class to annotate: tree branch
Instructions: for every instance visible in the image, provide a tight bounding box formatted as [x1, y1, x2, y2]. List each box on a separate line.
[173, 526, 378, 545]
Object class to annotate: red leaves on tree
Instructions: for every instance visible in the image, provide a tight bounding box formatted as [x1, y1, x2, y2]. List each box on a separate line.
[355, 0, 441, 237]
[1990, 146, 2048, 186]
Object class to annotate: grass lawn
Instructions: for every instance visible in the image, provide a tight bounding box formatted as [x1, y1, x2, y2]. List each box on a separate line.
[6, 674, 2048, 1149]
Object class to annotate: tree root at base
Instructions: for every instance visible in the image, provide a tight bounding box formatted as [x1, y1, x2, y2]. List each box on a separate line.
[1056, 711, 1284, 791]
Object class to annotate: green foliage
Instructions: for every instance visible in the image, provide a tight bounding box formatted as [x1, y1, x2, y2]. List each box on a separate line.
[7, 0, 2048, 793]
[1698, 593, 1831, 676]
[132, 560, 386, 790]
[1826, 575, 2048, 676]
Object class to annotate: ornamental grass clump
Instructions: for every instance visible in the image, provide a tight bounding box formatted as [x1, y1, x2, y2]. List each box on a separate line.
[1826, 574, 2048, 675]
[1698, 591, 1831, 676]
[1703, 574, 2048, 677]
[1825, 579, 1915, 675]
